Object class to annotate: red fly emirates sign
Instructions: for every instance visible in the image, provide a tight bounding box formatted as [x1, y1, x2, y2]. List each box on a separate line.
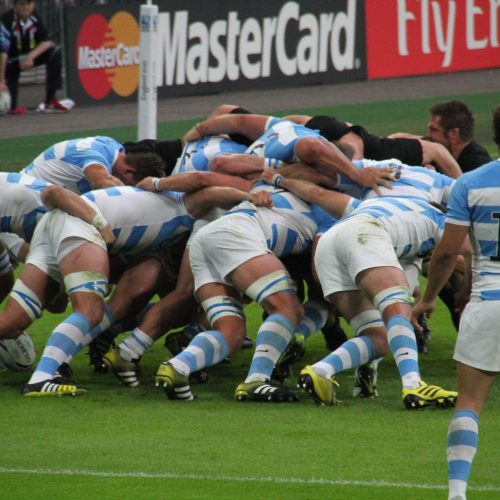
[365, 0, 500, 78]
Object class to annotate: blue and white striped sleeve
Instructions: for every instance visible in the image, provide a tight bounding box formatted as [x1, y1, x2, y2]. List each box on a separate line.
[445, 176, 470, 227]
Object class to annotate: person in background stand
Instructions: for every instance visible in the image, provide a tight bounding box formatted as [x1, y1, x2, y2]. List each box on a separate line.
[0, 21, 8, 91]
[0, 0, 71, 114]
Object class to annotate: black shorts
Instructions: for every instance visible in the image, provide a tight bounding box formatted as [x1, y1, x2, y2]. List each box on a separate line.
[305, 115, 350, 141]
[352, 126, 424, 165]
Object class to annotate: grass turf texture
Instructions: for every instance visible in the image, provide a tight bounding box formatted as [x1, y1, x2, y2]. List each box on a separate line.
[0, 90, 499, 171]
[1, 91, 500, 498]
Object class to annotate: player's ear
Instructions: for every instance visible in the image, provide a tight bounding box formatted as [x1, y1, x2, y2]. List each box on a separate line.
[447, 127, 460, 141]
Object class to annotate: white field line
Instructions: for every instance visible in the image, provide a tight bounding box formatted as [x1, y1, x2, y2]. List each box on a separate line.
[0, 466, 499, 492]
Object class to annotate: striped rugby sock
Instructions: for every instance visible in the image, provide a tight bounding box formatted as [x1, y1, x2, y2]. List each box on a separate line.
[447, 409, 479, 500]
[312, 336, 375, 379]
[245, 314, 294, 383]
[169, 330, 229, 376]
[28, 312, 90, 384]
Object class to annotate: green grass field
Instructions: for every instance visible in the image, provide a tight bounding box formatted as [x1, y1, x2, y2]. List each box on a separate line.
[1, 92, 499, 499]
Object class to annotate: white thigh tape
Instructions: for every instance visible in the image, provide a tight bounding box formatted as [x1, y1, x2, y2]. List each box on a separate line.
[245, 270, 297, 305]
[201, 295, 245, 326]
[349, 309, 384, 335]
[10, 280, 43, 320]
[373, 286, 414, 313]
[64, 271, 108, 298]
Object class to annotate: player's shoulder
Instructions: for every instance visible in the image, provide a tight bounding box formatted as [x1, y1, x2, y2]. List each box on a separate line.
[456, 159, 500, 189]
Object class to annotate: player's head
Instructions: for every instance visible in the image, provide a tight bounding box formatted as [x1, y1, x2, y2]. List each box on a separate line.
[493, 105, 500, 149]
[15, 0, 35, 20]
[123, 139, 183, 176]
[112, 152, 165, 185]
[426, 101, 475, 146]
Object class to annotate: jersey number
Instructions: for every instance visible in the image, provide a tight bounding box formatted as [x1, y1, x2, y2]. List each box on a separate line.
[492, 212, 500, 261]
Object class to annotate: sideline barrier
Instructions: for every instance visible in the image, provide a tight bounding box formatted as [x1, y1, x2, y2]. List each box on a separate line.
[63, 0, 500, 107]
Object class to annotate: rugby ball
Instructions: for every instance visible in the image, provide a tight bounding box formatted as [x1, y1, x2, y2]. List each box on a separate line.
[0, 90, 11, 115]
[0, 332, 36, 372]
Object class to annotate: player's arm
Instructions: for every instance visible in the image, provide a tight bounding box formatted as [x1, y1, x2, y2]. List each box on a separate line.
[276, 162, 339, 188]
[420, 140, 462, 179]
[387, 132, 422, 140]
[40, 185, 115, 244]
[208, 154, 272, 177]
[84, 163, 125, 189]
[138, 171, 253, 194]
[184, 114, 270, 142]
[184, 186, 273, 219]
[412, 223, 470, 322]
[259, 167, 353, 218]
[294, 137, 394, 194]
[283, 114, 313, 125]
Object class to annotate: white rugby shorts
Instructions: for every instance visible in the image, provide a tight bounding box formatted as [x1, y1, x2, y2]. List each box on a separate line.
[189, 212, 271, 292]
[455, 300, 500, 372]
[314, 214, 403, 297]
[27, 210, 106, 281]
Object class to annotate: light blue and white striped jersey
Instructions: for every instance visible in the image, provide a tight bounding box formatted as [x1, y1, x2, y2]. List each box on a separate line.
[226, 183, 317, 256]
[171, 136, 247, 175]
[0, 172, 49, 241]
[310, 203, 340, 235]
[21, 136, 123, 194]
[344, 196, 445, 260]
[82, 186, 195, 257]
[246, 117, 322, 161]
[445, 159, 500, 300]
[335, 159, 455, 205]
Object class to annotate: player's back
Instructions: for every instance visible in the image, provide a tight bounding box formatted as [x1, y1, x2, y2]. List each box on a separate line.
[0, 172, 49, 241]
[227, 183, 317, 256]
[446, 159, 500, 299]
[337, 159, 455, 205]
[21, 136, 122, 194]
[347, 196, 445, 260]
[246, 117, 321, 161]
[172, 136, 247, 175]
[82, 186, 195, 256]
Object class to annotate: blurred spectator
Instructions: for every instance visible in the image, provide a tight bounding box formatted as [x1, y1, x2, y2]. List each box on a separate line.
[0, 20, 8, 92]
[0, 0, 70, 114]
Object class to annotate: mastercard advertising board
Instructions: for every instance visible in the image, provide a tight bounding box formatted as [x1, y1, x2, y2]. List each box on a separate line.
[65, 5, 141, 105]
[64, 1, 368, 106]
[64, 1, 499, 106]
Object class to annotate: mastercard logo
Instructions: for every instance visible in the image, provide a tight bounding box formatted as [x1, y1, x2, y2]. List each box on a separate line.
[77, 12, 140, 100]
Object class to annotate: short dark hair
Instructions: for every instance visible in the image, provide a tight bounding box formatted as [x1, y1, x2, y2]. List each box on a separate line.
[493, 105, 500, 148]
[123, 139, 183, 175]
[429, 101, 475, 141]
[124, 152, 166, 183]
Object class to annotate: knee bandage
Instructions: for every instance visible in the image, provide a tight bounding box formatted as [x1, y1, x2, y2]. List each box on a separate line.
[10, 280, 43, 320]
[202, 295, 245, 326]
[64, 271, 108, 298]
[245, 270, 297, 305]
[0, 249, 12, 276]
[373, 286, 414, 314]
[349, 309, 384, 335]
